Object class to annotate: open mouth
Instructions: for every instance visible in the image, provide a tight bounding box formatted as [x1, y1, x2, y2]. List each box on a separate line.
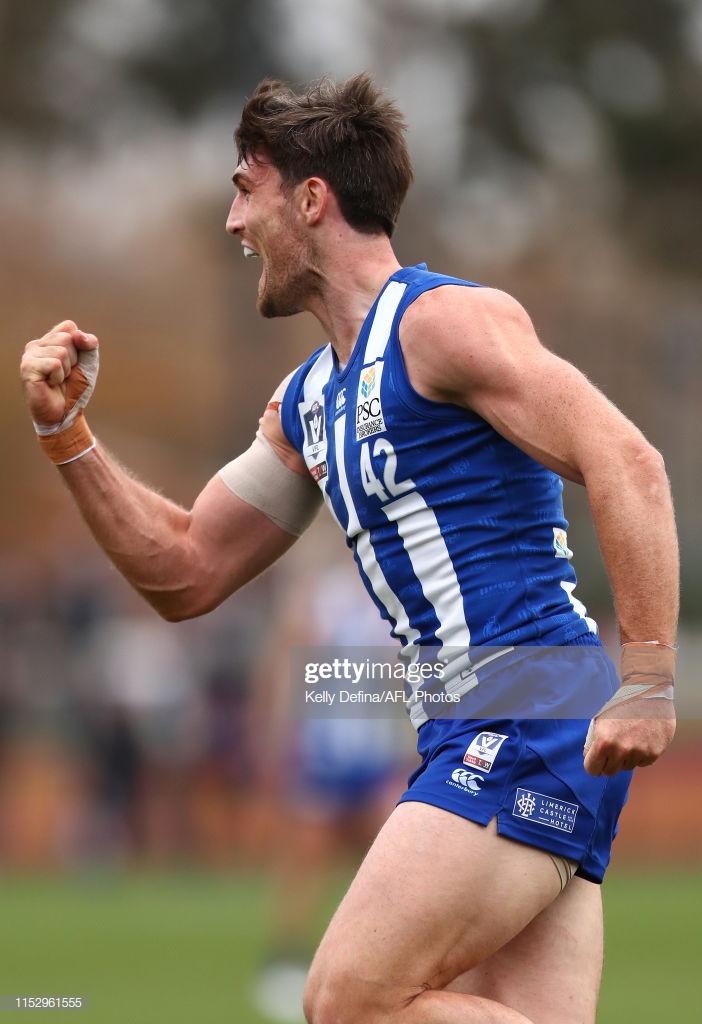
[243, 246, 260, 259]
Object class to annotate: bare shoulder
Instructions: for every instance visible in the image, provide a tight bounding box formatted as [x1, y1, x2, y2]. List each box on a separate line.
[402, 284, 534, 343]
[406, 282, 530, 322]
[398, 283, 542, 405]
[398, 280, 651, 483]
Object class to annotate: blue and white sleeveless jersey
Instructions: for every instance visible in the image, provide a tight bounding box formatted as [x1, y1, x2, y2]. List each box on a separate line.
[280, 265, 598, 725]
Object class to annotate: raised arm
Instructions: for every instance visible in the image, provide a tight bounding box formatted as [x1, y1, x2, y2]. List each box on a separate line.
[20, 321, 321, 621]
[399, 286, 679, 776]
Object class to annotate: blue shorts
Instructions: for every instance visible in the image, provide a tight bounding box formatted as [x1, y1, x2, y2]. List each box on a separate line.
[398, 643, 632, 883]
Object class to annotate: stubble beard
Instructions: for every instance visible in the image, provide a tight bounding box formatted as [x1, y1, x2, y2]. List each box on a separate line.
[258, 254, 320, 320]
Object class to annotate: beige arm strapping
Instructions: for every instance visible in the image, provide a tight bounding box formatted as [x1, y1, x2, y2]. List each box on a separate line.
[217, 429, 322, 537]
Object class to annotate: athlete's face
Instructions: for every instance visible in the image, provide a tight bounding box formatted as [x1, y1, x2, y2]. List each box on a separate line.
[227, 155, 315, 319]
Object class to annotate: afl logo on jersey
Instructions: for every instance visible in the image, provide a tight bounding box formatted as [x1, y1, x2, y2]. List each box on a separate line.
[356, 361, 386, 441]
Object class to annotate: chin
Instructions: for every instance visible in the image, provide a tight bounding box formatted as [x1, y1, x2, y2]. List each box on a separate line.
[258, 291, 304, 319]
[260, 304, 302, 320]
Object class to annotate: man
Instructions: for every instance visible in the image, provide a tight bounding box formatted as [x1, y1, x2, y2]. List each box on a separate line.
[21, 74, 677, 1023]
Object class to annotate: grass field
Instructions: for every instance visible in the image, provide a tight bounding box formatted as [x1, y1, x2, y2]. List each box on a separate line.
[0, 869, 699, 1022]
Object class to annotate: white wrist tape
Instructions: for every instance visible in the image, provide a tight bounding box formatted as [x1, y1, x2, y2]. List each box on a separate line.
[591, 682, 675, 718]
[218, 431, 322, 537]
[584, 642, 676, 751]
[584, 683, 674, 751]
[35, 347, 99, 465]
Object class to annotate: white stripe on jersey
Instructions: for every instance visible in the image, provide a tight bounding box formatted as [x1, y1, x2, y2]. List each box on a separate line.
[363, 282, 407, 363]
[334, 414, 361, 537]
[356, 531, 422, 651]
[303, 344, 334, 403]
[383, 492, 472, 653]
[335, 412, 421, 650]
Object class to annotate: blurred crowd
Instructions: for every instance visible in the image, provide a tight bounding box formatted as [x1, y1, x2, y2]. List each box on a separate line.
[0, 540, 266, 870]
[0, 518, 414, 876]
[0, 517, 418, 1022]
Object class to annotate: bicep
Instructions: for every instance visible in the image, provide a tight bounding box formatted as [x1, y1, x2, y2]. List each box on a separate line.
[185, 375, 322, 610]
[186, 473, 301, 612]
[402, 286, 647, 485]
[466, 348, 639, 485]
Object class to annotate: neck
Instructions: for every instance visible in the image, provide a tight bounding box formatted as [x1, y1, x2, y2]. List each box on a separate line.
[303, 232, 401, 365]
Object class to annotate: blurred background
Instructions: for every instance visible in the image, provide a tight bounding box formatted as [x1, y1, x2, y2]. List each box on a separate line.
[1, 1, 701, 1021]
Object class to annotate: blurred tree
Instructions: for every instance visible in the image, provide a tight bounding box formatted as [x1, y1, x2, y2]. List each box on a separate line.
[0, 0, 85, 142]
[453, 0, 702, 268]
[0, 0, 280, 147]
[122, 0, 279, 118]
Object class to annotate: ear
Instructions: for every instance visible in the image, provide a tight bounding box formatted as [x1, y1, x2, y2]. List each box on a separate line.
[299, 177, 329, 226]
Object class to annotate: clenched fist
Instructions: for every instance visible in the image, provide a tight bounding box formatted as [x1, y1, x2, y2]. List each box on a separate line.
[583, 642, 676, 777]
[21, 320, 99, 464]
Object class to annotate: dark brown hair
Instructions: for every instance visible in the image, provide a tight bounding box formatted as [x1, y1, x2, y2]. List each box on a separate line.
[235, 73, 413, 237]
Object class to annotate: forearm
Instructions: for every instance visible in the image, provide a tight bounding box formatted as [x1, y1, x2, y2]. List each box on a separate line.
[56, 438, 301, 620]
[579, 440, 678, 776]
[21, 323, 299, 619]
[586, 443, 679, 644]
[58, 442, 199, 617]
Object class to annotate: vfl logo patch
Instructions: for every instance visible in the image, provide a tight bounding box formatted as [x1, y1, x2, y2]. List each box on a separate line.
[463, 732, 508, 774]
[512, 789, 579, 834]
[298, 395, 329, 468]
[356, 361, 386, 441]
[303, 400, 325, 448]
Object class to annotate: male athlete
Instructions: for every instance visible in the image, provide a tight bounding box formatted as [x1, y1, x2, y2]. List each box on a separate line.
[21, 75, 678, 1023]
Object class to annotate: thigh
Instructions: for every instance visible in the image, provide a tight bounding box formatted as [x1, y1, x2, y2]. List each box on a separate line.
[448, 875, 603, 1024]
[306, 801, 565, 1016]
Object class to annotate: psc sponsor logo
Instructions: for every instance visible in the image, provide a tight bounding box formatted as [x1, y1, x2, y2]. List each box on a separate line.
[361, 367, 376, 398]
[463, 731, 509, 774]
[356, 399, 384, 439]
[355, 362, 386, 441]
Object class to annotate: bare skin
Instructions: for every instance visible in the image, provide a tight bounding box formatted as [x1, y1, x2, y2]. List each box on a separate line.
[304, 805, 603, 1024]
[21, 151, 678, 1023]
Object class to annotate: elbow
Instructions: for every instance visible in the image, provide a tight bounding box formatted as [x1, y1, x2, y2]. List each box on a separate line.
[139, 582, 222, 623]
[583, 435, 672, 508]
[615, 438, 674, 514]
[134, 541, 235, 622]
[631, 440, 669, 495]
[156, 603, 197, 624]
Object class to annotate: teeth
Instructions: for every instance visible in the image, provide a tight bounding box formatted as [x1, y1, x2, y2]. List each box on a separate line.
[243, 246, 260, 259]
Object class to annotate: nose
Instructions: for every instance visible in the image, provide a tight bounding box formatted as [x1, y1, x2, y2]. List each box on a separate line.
[226, 194, 244, 236]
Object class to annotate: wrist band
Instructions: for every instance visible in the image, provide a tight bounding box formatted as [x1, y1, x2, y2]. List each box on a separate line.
[38, 411, 95, 466]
